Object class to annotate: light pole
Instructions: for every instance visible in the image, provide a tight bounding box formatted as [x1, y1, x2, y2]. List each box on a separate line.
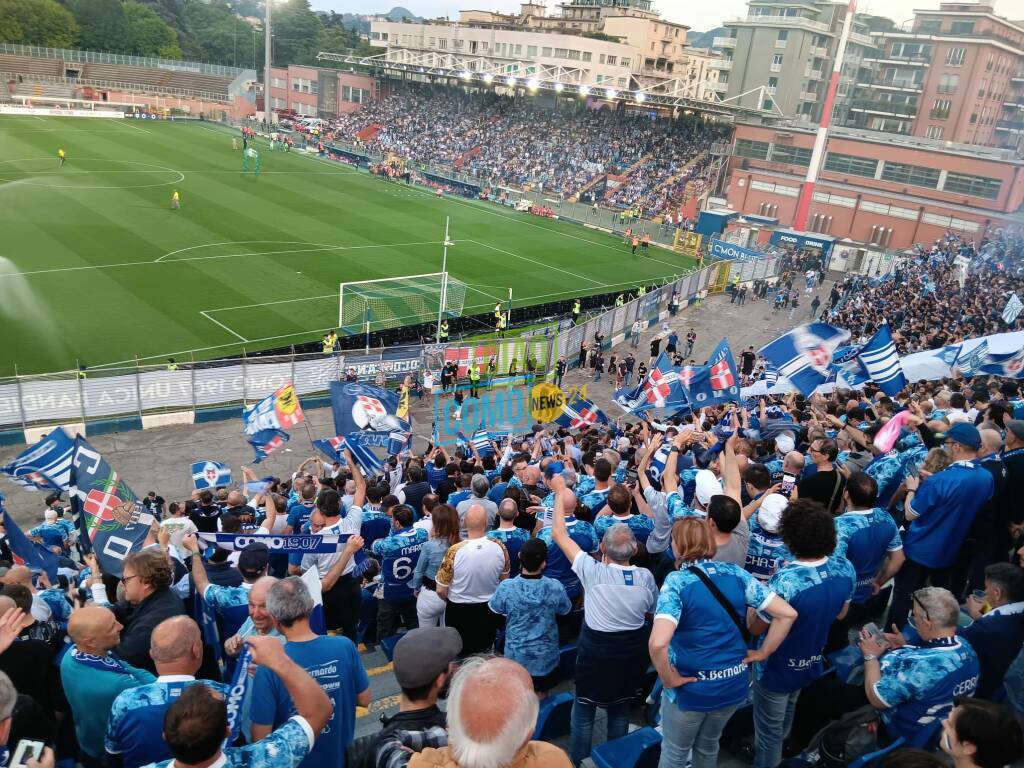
[436, 217, 452, 344]
[264, 0, 273, 125]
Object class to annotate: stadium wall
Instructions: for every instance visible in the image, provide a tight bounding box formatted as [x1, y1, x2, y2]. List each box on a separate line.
[0, 265, 720, 446]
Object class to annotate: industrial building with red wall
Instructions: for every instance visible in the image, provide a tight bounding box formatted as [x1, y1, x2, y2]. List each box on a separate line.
[724, 121, 1024, 250]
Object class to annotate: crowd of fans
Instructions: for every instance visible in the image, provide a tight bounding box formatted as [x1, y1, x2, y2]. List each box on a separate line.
[3, 227, 1024, 768]
[328, 86, 724, 216]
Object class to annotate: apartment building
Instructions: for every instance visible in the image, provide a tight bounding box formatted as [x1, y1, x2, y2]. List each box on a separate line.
[717, 0, 876, 122]
[269, 65, 377, 118]
[845, 2, 1023, 150]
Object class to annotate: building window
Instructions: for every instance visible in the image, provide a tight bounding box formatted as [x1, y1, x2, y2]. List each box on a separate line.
[777, 30, 788, 41]
[917, 19, 941, 33]
[769, 144, 813, 166]
[750, 179, 799, 196]
[823, 152, 878, 178]
[606, 55, 616, 65]
[860, 200, 919, 219]
[568, 49, 580, 60]
[438, 38, 447, 49]
[950, 21, 974, 34]
[925, 125, 944, 139]
[943, 172, 1001, 200]
[763, 99, 773, 110]
[880, 161, 940, 189]
[812, 191, 857, 208]
[922, 213, 980, 232]
[598, 53, 605, 64]
[771, 54, 783, 72]
[527, 45, 537, 57]
[719, 73, 729, 83]
[937, 74, 959, 93]
[930, 99, 951, 119]
[945, 47, 965, 66]
[582, 51, 591, 62]
[734, 138, 770, 160]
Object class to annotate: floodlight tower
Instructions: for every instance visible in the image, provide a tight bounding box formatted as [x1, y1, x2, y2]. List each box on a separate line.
[264, 0, 273, 124]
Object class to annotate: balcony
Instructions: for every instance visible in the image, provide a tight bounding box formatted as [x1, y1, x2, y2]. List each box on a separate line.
[805, 66, 824, 79]
[769, 63, 783, 73]
[801, 90, 818, 101]
[996, 119, 1024, 133]
[775, 39, 788, 48]
[809, 46, 829, 57]
[863, 74, 923, 91]
[727, 15, 831, 34]
[1003, 99, 1024, 110]
[863, 52, 930, 65]
[1013, 71, 1024, 83]
[713, 81, 729, 92]
[849, 98, 918, 117]
[713, 59, 733, 70]
[713, 36, 737, 48]
[849, 31, 875, 47]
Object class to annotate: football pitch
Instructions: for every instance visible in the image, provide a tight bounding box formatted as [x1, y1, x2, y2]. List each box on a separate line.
[0, 116, 695, 376]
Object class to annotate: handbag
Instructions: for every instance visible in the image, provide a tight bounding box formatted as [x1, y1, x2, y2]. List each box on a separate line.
[687, 565, 751, 644]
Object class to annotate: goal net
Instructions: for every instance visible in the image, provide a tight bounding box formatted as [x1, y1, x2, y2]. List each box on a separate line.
[338, 272, 468, 336]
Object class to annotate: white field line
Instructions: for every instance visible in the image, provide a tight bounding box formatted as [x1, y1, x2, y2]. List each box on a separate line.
[464, 238, 604, 287]
[115, 119, 152, 134]
[199, 310, 249, 342]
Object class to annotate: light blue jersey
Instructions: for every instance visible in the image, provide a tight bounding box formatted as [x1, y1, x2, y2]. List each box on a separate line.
[489, 575, 571, 676]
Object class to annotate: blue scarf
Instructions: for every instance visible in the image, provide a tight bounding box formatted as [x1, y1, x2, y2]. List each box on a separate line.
[224, 647, 252, 743]
[70, 649, 133, 676]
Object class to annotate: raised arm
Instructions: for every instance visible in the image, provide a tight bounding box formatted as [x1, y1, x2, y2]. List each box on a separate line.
[549, 475, 582, 563]
[345, 448, 367, 508]
[721, 432, 742, 504]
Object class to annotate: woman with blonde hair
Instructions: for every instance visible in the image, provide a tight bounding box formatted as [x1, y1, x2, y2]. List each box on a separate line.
[412, 503, 461, 627]
[650, 517, 797, 768]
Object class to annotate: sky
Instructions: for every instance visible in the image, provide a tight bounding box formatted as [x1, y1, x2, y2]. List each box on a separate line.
[320, 0, 1019, 32]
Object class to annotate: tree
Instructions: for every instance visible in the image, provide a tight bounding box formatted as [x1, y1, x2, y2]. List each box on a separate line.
[66, 0, 129, 52]
[0, 0, 78, 48]
[182, 0, 260, 67]
[124, 1, 181, 58]
[270, 0, 320, 67]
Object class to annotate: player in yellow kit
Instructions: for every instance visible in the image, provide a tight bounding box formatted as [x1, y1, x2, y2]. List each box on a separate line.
[171, 190, 180, 210]
[58, 148, 66, 166]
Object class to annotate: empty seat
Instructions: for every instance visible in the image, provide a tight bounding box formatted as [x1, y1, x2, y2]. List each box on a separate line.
[591, 727, 662, 768]
[532, 691, 573, 741]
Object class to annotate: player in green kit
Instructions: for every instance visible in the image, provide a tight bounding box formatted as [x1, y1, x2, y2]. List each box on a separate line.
[242, 146, 260, 176]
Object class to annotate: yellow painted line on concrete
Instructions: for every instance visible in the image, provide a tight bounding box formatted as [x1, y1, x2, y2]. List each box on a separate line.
[366, 662, 394, 677]
[357, 694, 401, 718]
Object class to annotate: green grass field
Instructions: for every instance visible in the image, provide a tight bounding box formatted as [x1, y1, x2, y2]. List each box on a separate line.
[0, 115, 695, 376]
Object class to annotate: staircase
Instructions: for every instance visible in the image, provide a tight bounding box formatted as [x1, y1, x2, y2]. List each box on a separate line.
[646, 150, 707, 221]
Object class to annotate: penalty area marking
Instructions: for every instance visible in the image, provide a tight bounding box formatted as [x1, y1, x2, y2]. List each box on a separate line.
[0, 157, 183, 189]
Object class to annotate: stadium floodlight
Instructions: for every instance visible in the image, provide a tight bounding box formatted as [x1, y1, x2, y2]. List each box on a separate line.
[506, 76, 517, 86]
[338, 272, 467, 337]
[635, 91, 646, 103]
[483, 73, 494, 84]
[527, 77, 540, 90]
[605, 88, 618, 99]
[554, 82, 565, 92]
[461, 71, 472, 80]
[579, 85, 591, 96]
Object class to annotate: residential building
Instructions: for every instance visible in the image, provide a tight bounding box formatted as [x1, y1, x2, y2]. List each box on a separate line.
[724, 121, 1024, 253]
[845, 2, 1023, 151]
[269, 65, 377, 118]
[718, 0, 876, 122]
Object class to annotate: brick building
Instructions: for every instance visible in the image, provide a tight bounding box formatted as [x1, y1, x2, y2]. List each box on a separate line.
[268, 65, 377, 118]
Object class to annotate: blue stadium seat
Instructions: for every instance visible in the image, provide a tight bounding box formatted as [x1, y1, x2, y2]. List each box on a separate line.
[533, 692, 573, 741]
[380, 633, 404, 662]
[591, 727, 662, 768]
[846, 720, 943, 768]
[554, 643, 577, 682]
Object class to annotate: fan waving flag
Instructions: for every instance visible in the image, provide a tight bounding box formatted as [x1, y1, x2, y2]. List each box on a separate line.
[1003, 293, 1023, 325]
[955, 341, 989, 378]
[248, 429, 289, 464]
[191, 461, 232, 490]
[1, 428, 76, 492]
[682, 340, 741, 405]
[856, 323, 907, 396]
[471, 429, 495, 457]
[554, 392, 609, 430]
[68, 436, 153, 577]
[342, 433, 384, 476]
[759, 323, 851, 396]
[242, 384, 304, 436]
[330, 382, 410, 436]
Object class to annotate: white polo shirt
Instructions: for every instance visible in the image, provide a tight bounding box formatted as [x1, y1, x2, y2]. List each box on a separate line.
[435, 536, 509, 604]
[572, 551, 658, 633]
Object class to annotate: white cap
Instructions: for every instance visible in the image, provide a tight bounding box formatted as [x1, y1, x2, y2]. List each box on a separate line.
[757, 493, 789, 533]
[694, 469, 723, 507]
[617, 437, 631, 452]
[775, 433, 796, 454]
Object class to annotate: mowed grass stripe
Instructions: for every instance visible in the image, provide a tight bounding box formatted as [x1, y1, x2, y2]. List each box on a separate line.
[0, 116, 693, 375]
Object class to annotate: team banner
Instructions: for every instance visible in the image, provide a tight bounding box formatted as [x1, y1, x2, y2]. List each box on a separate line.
[198, 532, 354, 553]
[1003, 293, 1023, 325]
[329, 381, 409, 435]
[343, 347, 422, 382]
[242, 383, 305, 436]
[0, 427, 75, 492]
[709, 239, 768, 262]
[0, 496, 60, 582]
[68, 436, 153, 577]
[191, 461, 232, 490]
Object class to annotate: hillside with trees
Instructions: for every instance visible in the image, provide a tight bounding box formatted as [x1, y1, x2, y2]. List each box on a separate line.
[0, 0, 373, 67]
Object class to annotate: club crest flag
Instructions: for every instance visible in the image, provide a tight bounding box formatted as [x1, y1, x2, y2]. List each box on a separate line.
[955, 340, 989, 378]
[554, 392, 609, 430]
[248, 429, 289, 464]
[68, 436, 152, 577]
[758, 322, 851, 396]
[242, 384, 304, 436]
[1, 427, 76, 492]
[191, 461, 232, 490]
[978, 346, 1024, 379]
[312, 436, 348, 464]
[614, 352, 687, 413]
[330, 381, 410, 436]
[682, 339, 741, 405]
[855, 322, 907, 396]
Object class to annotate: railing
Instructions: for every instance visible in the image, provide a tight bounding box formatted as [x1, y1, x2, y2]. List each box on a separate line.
[849, 99, 917, 117]
[0, 42, 244, 77]
[713, 37, 737, 48]
[996, 119, 1024, 132]
[715, 60, 733, 71]
[0, 264, 731, 433]
[809, 46, 830, 57]
[729, 15, 831, 33]
[2, 72, 232, 102]
[863, 73, 923, 89]
[865, 52, 930, 64]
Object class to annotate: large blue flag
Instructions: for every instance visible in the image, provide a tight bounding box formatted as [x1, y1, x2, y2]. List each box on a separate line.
[614, 352, 687, 413]
[759, 322, 851, 396]
[554, 392, 609, 430]
[191, 461, 232, 490]
[955, 341, 989, 378]
[342, 432, 385, 476]
[832, 345, 869, 388]
[242, 384, 305, 436]
[0, 496, 59, 582]
[979, 346, 1024, 378]
[68, 436, 152, 577]
[1, 428, 76, 492]
[248, 429, 289, 464]
[856, 323, 907, 396]
[312, 436, 347, 464]
[330, 382, 410, 436]
[681, 339, 741, 405]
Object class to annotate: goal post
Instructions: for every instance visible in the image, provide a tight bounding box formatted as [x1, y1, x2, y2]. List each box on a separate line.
[338, 272, 468, 336]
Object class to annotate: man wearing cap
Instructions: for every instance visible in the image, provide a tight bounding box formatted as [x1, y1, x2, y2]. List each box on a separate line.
[745, 493, 790, 584]
[346, 627, 459, 768]
[887, 423, 994, 629]
[185, 537, 270, 642]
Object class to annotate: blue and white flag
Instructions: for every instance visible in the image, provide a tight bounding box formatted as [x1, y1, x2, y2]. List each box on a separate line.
[199, 531, 357, 553]
[241, 384, 304, 436]
[1, 428, 76, 492]
[191, 461, 232, 490]
[0, 496, 59, 582]
[342, 432, 385, 476]
[312, 436, 347, 464]
[935, 344, 963, 367]
[330, 382, 410, 436]
[352, 430, 410, 458]
[979, 346, 1024, 379]
[471, 429, 495, 457]
[681, 339, 741, 405]
[554, 393, 609, 430]
[243, 477, 274, 495]
[615, 352, 687, 413]
[856, 323, 907, 396]
[761, 363, 779, 387]
[1003, 293, 1023, 325]
[955, 341, 989, 378]
[647, 443, 672, 483]
[248, 429, 289, 464]
[759, 322, 851, 396]
[833, 345, 869, 388]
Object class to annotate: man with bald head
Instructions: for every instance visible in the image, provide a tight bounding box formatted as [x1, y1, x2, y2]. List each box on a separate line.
[486, 499, 530, 577]
[376, 656, 571, 768]
[436, 504, 510, 655]
[61, 606, 155, 766]
[106, 616, 228, 767]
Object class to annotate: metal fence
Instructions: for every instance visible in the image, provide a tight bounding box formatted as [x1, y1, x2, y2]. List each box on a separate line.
[0, 43, 245, 77]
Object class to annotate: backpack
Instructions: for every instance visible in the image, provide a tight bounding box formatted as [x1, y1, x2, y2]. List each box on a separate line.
[815, 705, 881, 767]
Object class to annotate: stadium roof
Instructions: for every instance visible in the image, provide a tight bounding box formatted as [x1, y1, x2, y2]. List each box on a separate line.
[317, 49, 785, 120]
